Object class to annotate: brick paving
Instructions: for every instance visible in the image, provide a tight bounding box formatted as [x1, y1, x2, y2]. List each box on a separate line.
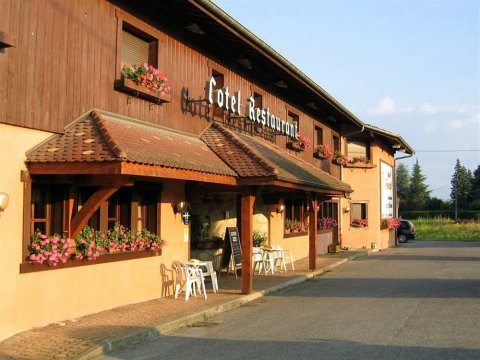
[0, 252, 368, 360]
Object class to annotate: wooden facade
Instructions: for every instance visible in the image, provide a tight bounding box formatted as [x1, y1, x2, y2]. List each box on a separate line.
[0, 0, 343, 179]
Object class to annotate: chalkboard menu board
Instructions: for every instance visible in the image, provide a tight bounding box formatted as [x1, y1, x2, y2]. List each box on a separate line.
[222, 227, 242, 277]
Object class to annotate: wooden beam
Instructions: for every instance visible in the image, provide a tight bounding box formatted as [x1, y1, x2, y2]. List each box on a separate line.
[121, 162, 237, 185]
[309, 196, 318, 270]
[70, 186, 120, 238]
[63, 185, 76, 239]
[22, 176, 32, 262]
[240, 190, 255, 294]
[27, 162, 122, 175]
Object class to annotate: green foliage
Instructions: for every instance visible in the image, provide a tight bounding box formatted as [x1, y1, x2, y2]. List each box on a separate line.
[450, 159, 473, 210]
[413, 217, 480, 241]
[424, 197, 451, 211]
[406, 159, 429, 211]
[252, 230, 267, 247]
[470, 165, 480, 206]
[396, 163, 410, 210]
[401, 210, 480, 220]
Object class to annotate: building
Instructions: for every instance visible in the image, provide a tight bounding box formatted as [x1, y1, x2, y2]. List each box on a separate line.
[0, 0, 413, 339]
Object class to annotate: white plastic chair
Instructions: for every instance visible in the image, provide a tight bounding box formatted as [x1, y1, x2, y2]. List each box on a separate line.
[272, 245, 287, 272]
[262, 249, 276, 275]
[172, 261, 207, 301]
[252, 247, 267, 274]
[202, 261, 218, 293]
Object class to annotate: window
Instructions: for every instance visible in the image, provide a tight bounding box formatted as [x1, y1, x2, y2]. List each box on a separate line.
[212, 69, 225, 117]
[137, 191, 158, 233]
[31, 184, 66, 235]
[287, 111, 299, 135]
[347, 141, 370, 162]
[107, 189, 132, 229]
[351, 202, 368, 228]
[120, 23, 158, 70]
[284, 199, 308, 233]
[315, 126, 323, 147]
[77, 187, 101, 229]
[333, 135, 340, 153]
[318, 201, 337, 219]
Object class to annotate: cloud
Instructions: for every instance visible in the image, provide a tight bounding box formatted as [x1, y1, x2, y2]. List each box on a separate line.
[367, 96, 414, 116]
[419, 102, 439, 114]
[367, 96, 396, 115]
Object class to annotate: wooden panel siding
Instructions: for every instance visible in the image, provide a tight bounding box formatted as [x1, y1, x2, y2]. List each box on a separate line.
[0, 0, 341, 177]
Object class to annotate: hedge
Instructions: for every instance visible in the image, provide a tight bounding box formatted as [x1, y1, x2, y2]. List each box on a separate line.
[399, 210, 480, 220]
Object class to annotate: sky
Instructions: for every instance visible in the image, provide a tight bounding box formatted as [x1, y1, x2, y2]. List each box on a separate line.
[214, 0, 480, 200]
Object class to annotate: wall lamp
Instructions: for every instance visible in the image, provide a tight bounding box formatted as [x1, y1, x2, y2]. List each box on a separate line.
[343, 207, 351, 213]
[276, 205, 285, 214]
[173, 201, 188, 214]
[0, 192, 9, 212]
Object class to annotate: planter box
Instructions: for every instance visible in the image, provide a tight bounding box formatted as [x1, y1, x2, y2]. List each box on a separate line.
[313, 152, 329, 160]
[344, 163, 376, 169]
[286, 141, 305, 152]
[328, 244, 340, 253]
[115, 78, 171, 104]
[20, 249, 161, 273]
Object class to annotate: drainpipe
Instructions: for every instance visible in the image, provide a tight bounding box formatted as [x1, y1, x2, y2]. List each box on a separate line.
[393, 152, 414, 245]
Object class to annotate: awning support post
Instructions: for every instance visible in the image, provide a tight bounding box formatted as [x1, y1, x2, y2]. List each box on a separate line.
[241, 190, 255, 294]
[308, 196, 318, 270]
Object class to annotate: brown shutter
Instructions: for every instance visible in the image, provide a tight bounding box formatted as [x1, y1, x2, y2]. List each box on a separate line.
[121, 30, 149, 66]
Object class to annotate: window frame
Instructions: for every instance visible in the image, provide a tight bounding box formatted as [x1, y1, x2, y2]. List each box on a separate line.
[346, 140, 371, 162]
[284, 199, 309, 237]
[350, 201, 369, 229]
[115, 9, 164, 81]
[22, 180, 163, 272]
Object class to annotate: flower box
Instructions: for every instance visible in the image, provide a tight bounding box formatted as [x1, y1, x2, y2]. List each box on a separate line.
[344, 162, 376, 169]
[115, 78, 171, 104]
[20, 249, 160, 273]
[286, 141, 305, 152]
[328, 244, 340, 253]
[314, 152, 328, 160]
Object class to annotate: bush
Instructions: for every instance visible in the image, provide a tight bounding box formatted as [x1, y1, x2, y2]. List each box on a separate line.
[252, 230, 267, 247]
[400, 210, 480, 220]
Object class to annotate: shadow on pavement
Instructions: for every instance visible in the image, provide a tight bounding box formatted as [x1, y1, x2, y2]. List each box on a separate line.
[103, 334, 480, 360]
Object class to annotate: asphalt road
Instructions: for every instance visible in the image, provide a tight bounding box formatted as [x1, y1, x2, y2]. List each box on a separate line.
[101, 241, 480, 360]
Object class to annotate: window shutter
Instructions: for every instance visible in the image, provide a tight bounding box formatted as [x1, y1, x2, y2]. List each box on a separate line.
[347, 141, 367, 160]
[121, 30, 149, 66]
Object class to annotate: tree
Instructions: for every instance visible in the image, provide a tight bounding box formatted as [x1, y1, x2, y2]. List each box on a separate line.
[468, 164, 480, 210]
[406, 159, 429, 210]
[450, 159, 473, 211]
[396, 163, 410, 210]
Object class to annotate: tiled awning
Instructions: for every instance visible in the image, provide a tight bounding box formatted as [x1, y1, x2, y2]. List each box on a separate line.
[201, 123, 352, 194]
[26, 110, 237, 184]
[26, 110, 352, 194]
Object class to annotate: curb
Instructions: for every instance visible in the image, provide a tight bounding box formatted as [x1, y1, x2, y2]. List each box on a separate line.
[74, 252, 369, 359]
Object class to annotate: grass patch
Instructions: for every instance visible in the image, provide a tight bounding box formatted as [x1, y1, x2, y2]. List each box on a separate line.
[413, 217, 480, 241]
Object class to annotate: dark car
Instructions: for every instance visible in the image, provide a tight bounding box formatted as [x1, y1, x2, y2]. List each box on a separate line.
[397, 219, 415, 243]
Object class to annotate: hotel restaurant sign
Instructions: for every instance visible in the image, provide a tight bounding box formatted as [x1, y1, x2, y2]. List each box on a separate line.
[206, 76, 298, 140]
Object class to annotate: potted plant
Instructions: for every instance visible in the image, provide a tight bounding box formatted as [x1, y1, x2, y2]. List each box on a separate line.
[314, 144, 333, 159]
[333, 151, 348, 165]
[287, 133, 311, 152]
[28, 231, 74, 266]
[253, 230, 267, 247]
[284, 219, 291, 233]
[351, 218, 368, 228]
[319, 217, 337, 230]
[328, 242, 340, 253]
[116, 63, 171, 103]
[381, 217, 401, 230]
